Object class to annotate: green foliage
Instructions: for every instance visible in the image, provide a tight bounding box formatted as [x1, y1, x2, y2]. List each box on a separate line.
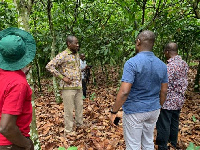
[58, 146, 78, 150]
[90, 92, 96, 101]
[0, 1, 17, 30]
[189, 62, 199, 66]
[192, 115, 197, 122]
[186, 142, 200, 150]
[2, 0, 200, 84]
[67, 146, 78, 150]
[58, 147, 66, 150]
[30, 0, 200, 79]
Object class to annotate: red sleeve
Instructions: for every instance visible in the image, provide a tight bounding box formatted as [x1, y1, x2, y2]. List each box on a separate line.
[2, 83, 28, 115]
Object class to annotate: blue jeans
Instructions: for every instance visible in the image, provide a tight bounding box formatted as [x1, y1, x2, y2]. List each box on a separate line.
[156, 109, 180, 150]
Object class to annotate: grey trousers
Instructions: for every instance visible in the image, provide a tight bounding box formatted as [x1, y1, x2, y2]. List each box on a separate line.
[61, 89, 83, 132]
[123, 109, 160, 150]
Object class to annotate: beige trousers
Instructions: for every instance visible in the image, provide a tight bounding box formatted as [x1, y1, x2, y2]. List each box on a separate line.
[61, 89, 83, 132]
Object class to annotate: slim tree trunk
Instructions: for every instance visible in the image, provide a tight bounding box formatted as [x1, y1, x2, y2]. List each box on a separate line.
[194, 60, 200, 92]
[71, 0, 80, 33]
[33, 13, 42, 92]
[193, 0, 200, 19]
[47, 0, 62, 104]
[142, 0, 147, 25]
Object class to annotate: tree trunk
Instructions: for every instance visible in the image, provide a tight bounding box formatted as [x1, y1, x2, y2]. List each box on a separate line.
[35, 57, 42, 92]
[193, 0, 200, 19]
[142, 0, 147, 25]
[71, 0, 80, 33]
[13, 0, 40, 149]
[33, 13, 42, 92]
[47, 0, 62, 104]
[194, 60, 200, 92]
[13, 0, 32, 31]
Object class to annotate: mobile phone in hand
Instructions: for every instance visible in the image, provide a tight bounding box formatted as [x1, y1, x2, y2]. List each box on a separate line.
[114, 117, 120, 125]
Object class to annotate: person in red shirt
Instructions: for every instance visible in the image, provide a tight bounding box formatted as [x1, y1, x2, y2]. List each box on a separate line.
[0, 27, 36, 150]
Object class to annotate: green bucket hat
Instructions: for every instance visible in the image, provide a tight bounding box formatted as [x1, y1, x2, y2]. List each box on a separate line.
[0, 27, 36, 71]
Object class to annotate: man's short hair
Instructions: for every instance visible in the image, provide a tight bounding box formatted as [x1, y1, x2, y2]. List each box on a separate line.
[137, 30, 155, 43]
[66, 35, 75, 46]
[164, 42, 178, 52]
[80, 53, 85, 57]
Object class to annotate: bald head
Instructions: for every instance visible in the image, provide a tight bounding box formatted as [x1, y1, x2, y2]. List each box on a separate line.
[164, 42, 178, 53]
[135, 30, 155, 52]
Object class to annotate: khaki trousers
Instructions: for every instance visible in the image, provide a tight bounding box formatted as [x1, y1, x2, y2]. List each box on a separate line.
[61, 89, 83, 132]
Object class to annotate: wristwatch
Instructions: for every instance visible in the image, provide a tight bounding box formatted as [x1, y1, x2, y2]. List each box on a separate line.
[109, 109, 118, 114]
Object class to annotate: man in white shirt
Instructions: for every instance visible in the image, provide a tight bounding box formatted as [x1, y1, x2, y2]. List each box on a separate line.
[80, 53, 87, 98]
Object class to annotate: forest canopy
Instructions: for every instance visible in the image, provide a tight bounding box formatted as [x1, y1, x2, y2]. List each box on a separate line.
[0, 0, 199, 87]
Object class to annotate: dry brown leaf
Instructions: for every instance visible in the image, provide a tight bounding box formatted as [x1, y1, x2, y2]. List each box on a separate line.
[34, 67, 200, 150]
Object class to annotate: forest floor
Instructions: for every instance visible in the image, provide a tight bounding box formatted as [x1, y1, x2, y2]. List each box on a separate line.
[34, 66, 200, 150]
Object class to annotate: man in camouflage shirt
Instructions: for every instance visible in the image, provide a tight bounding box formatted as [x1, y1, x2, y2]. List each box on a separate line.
[46, 35, 83, 134]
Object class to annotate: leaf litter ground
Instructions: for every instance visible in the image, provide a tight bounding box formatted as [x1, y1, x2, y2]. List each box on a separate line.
[34, 66, 200, 150]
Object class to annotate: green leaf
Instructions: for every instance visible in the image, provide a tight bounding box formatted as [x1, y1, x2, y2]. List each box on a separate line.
[95, 50, 100, 54]
[192, 115, 197, 122]
[128, 50, 135, 57]
[116, 86, 120, 92]
[124, 26, 133, 32]
[186, 142, 195, 150]
[134, 31, 139, 38]
[58, 147, 66, 150]
[186, 142, 200, 150]
[104, 49, 108, 55]
[195, 146, 200, 150]
[90, 92, 96, 101]
[110, 57, 116, 66]
[67, 146, 78, 150]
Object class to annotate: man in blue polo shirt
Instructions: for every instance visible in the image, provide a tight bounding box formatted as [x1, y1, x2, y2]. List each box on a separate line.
[110, 30, 168, 150]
